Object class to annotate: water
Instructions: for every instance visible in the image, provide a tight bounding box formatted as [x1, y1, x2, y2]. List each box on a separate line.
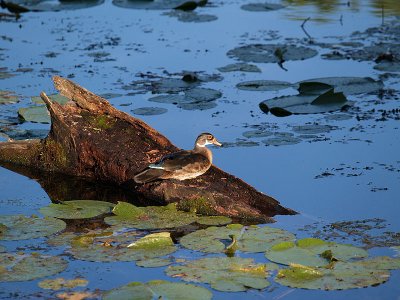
[1, 0, 400, 298]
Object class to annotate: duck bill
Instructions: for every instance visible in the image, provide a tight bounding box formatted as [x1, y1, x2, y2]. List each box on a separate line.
[213, 140, 222, 147]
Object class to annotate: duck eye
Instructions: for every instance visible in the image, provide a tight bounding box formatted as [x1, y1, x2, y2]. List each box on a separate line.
[207, 135, 213, 140]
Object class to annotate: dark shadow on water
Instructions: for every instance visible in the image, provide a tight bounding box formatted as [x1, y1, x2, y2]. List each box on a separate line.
[0, 162, 149, 206]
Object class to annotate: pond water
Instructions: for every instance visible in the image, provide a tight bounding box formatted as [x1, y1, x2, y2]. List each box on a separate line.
[1, 0, 400, 299]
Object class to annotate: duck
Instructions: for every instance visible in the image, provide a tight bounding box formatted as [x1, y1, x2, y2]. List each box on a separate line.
[134, 132, 222, 184]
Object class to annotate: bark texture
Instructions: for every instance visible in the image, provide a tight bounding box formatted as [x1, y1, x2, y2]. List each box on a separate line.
[0, 76, 296, 221]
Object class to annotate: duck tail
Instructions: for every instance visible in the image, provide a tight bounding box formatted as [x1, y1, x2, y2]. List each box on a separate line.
[133, 168, 165, 184]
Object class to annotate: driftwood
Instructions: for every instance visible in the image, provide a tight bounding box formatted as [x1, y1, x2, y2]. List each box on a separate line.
[0, 76, 296, 221]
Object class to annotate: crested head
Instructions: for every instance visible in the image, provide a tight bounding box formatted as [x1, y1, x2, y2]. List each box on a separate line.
[195, 132, 222, 148]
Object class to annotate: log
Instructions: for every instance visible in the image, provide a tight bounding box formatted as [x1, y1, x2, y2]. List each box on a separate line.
[0, 76, 296, 222]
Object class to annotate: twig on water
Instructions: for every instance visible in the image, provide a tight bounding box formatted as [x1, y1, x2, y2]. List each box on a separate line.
[301, 17, 312, 40]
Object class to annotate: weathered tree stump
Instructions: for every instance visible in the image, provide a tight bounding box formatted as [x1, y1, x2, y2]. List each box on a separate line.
[0, 76, 296, 221]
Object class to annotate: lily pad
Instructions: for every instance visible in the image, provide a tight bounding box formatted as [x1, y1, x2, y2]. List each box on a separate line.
[227, 44, 318, 63]
[31, 94, 69, 105]
[70, 230, 176, 262]
[18, 106, 50, 124]
[259, 82, 349, 117]
[166, 257, 275, 292]
[103, 280, 212, 300]
[7, 0, 104, 11]
[0, 253, 68, 282]
[241, 3, 285, 12]
[291, 124, 337, 135]
[38, 278, 88, 290]
[105, 202, 200, 229]
[163, 11, 218, 23]
[242, 130, 273, 138]
[0, 91, 19, 104]
[180, 224, 295, 253]
[113, 0, 192, 10]
[196, 216, 232, 226]
[131, 107, 168, 116]
[299, 77, 383, 95]
[136, 257, 173, 268]
[0, 245, 5, 252]
[265, 238, 368, 267]
[275, 261, 391, 290]
[263, 133, 302, 146]
[217, 63, 261, 73]
[236, 80, 292, 91]
[39, 200, 114, 219]
[0, 215, 66, 241]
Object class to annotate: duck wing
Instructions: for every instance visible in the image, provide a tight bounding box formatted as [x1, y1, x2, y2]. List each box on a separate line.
[152, 150, 209, 172]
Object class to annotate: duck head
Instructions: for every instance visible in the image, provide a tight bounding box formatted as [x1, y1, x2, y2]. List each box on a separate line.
[195, 132, 222, 148]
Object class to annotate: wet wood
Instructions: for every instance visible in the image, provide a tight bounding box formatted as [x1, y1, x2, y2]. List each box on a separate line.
[0, 76, 296, 221]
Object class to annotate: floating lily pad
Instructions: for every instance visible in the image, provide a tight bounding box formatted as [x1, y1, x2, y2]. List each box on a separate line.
[0, 91, 19, 105]
[291, 124, 337, 135]
[236, 80, 292, 91]
[131, 107, 168, 116]
[105, 202, 199, 230]
[103, 280, 212, 300]
[31, 94, 69, 105]
[0, 253, 68, 282]
[196, 216, 232, 226]
[18, 106, 50, 124]
[374, 61, 400, 72]
[39, 200, 114, 219]
[151, 78, 200, 93]
[70, 230, 176, 262]
[4, 128, 49, 140]
[38, 278, 88, 290]
[275, 261, 391, 290]
[241, 3, 285, 12]
[227, 44, 318, 63]
[166, 257, 275, 292]
[259, 82, 348, 117]
[355, 256, 400, 270]
[0, 246, 5, 252]
[263, 133, 302, 146]
[163, 11, 218, 23]
[7, 0, 104, 11]
[180, 224, 295, 253]
[136, 257, 173, 268]
[0, 68, 15, 80]
[0, 215, 66, 241]
[265, 238, 368, 267]
[217, 63, 261, 73]
[242, 130, 273, 138]
[298, 77, 383, 95]
[127, 232, 174, 249]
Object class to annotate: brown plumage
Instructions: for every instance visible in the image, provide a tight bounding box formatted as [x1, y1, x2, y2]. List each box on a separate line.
[134, 133, 222, 184]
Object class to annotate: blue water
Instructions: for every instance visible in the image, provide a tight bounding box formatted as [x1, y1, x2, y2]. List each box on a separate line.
[1, 0, 400, 298]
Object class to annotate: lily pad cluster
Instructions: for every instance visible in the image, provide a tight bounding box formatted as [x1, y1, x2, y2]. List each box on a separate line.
[103, 280, 212, 300]
[0, 90, 19, 105]
[3, 0, 104, 11]
[105, 202, 231, 230]
[39, 200, 114, 219]
[0, 215, 66, 240]
[166, 257, 277, 292]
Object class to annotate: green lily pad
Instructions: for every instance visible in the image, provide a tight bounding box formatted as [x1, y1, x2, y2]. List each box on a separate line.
[0, 215, 66, 241]
[69, 230, 176, 262]
[131, 107, 168, 116]
[136, 257, 173, 268]
[39, 200, 114, 219]
[0, 253, 68, 282]
[241, 2, 285, 12]
[0, 91, 19, 104]
[263, 132, 302, 146]
[242, 130, 273, 138]
[236, 80, 292, 91]
[105, 202, 200, 230]
[18, 106, 50, 124]
[180, 224, 295, 253]
[197, 216, 232, 226]
[298, 77, 383, 95]
[275, 261, 390, 290]
[227, 44, 318, 63]
[113, 0, 192, 10]
[0, 68, 15, 80]
[38, 277, 88, 290]
[265, 238, 368, 267]
[31, 94, 69, 105]
[217, 63, 261, 73]
[103, 280, 212, 300]
[166, 257, 275, 292]
[355, 256, 400, 270]
[259, 82, 349, 117]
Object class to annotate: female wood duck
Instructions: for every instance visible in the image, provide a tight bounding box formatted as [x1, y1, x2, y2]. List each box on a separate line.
[134, 133, 222, 184]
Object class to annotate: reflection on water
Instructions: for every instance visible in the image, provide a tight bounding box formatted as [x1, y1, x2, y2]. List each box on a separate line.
[284, 0, 400, 16]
